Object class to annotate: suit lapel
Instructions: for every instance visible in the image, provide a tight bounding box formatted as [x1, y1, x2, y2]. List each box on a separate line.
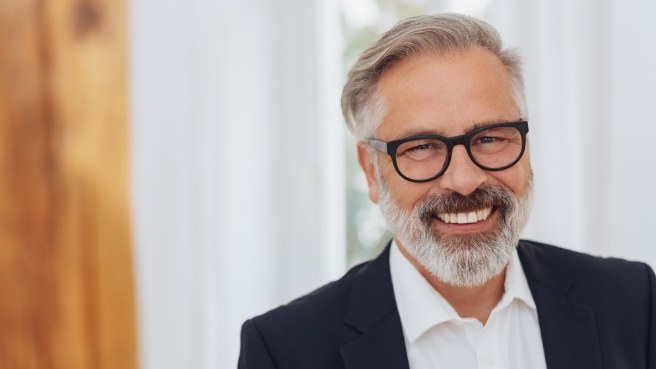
[340, 312, 409, 369]
[340, 245, 410, 369]
[518, 242, 602, 369]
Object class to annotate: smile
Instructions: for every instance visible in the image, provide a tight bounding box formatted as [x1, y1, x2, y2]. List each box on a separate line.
[436, 207, 493, 224]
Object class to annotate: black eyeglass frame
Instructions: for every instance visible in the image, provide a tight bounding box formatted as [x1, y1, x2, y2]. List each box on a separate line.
[368, 121, 529, 183]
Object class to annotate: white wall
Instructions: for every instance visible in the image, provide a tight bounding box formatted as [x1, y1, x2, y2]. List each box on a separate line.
[607, 0, 656, 263]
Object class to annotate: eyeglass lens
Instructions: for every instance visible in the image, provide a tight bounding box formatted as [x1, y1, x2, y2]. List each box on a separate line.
[395, 125, 524, 181]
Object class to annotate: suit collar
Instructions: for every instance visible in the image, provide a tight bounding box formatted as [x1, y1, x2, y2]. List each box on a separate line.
[518, 241, 602, 369]
[341, 243, 410, 369]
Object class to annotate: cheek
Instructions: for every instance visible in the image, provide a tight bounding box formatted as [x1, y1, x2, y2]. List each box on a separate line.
[494, 159, 531, 195]
[384, 171, 434, 211]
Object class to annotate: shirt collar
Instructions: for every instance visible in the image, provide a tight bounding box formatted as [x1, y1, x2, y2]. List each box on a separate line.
[389, 240, 536, 343]
[503, 244, 537, 310]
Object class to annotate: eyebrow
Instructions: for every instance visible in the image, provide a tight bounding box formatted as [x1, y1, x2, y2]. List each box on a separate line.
[393, 119, 520, 140]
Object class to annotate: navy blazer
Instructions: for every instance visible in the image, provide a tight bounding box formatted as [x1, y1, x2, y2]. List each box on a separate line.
[238, 240, 656, 368]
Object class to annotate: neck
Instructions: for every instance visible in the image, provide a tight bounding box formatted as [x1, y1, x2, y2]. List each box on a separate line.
[397, 241, 506, 325]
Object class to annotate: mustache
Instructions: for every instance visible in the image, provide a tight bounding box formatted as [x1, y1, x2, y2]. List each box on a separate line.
[417, 186, 515, 223]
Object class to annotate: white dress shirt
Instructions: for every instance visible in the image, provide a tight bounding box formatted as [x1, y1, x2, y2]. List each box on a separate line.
[390, 241, 547, 369]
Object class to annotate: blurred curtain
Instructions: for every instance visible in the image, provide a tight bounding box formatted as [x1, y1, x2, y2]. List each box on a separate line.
[0, 0, 137, 368]
[129, 0, 344, 368]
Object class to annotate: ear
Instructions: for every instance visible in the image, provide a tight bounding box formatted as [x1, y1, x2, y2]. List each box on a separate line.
[357, 141, 380, 203]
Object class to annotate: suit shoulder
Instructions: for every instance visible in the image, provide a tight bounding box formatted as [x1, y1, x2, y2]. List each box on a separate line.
[518, 239, 653, 291]
[240, 260, 376, 367]
[519, 239, 647, 267]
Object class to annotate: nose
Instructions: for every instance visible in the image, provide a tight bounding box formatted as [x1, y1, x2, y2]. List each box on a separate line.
[437, 145, 487, 196]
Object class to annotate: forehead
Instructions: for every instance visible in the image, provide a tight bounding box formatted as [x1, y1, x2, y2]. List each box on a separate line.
[375, 47, 519, 140]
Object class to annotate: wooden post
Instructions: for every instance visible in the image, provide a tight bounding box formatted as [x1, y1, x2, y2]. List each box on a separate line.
[0, 0, 137, 368]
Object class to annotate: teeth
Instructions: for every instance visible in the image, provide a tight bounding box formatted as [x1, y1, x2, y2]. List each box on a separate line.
[437, 207, 492, 224]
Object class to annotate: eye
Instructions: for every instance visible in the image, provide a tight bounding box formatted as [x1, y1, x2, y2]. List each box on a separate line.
[397, 139, 447, 161]
[476, 136, 502, 145]
[471, 126, 521, 147]
[407, 143, 434, 152]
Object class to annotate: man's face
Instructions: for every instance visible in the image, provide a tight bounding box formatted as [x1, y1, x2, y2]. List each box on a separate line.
[358, 47, 532, 286]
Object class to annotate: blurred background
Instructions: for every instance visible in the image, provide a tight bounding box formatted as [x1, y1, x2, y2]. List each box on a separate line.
[1, 0, 655, 368]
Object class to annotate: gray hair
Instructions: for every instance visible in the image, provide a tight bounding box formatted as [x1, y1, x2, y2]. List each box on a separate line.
[341, 13, 527, 140]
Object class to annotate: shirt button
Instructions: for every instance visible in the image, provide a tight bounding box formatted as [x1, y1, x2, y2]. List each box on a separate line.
[482, 354, 495, 366]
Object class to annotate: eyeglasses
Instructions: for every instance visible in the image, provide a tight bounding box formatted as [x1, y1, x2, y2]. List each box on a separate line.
[368, 121, 529, 183]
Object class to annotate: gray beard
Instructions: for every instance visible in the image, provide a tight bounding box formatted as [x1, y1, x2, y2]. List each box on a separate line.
[377, 176, 533, 287]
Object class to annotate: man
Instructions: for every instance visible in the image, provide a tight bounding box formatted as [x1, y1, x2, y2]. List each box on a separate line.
[238, 14, 655, 369]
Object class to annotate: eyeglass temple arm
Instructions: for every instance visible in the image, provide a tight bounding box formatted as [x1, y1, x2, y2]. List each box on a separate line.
[368, 139, 388, 153]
